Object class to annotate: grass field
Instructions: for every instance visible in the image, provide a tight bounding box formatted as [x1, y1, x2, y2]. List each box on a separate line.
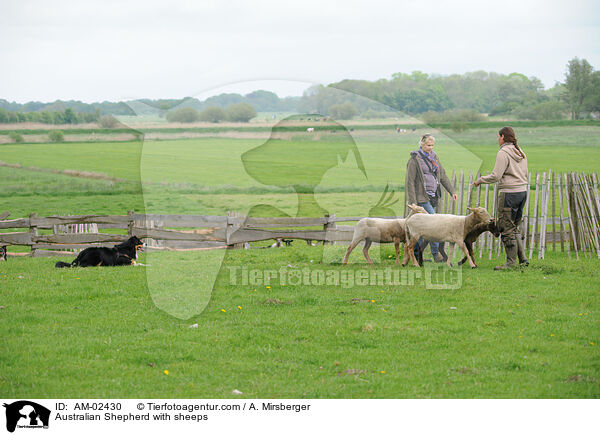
[1, 247, 598, 398]
[1, 123, 599, 398]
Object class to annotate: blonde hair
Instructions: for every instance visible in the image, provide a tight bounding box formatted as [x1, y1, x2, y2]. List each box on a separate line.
[419, 133, 435, 148]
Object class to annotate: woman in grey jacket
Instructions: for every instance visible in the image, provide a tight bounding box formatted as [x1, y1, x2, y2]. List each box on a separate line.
[405, 133, 457, 261]
[474, 126, 529, 269]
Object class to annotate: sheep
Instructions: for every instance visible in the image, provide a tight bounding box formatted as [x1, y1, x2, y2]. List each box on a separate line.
[416, 220, 501, 267]
[403, 207, 493, 268]
[456, 221, 501, 267]
[342, 203, 428, 265]
[307, 127, 315, 133]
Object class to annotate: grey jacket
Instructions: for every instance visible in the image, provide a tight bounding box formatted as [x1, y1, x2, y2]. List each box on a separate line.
[405, 150, 455, 206]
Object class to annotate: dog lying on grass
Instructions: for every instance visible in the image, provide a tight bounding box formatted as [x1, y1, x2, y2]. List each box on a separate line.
[55, 236, 144, 268]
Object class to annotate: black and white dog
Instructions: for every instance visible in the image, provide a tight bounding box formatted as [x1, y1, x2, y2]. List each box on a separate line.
[55, 236, 144, 268]
[0, 246, 6, 261]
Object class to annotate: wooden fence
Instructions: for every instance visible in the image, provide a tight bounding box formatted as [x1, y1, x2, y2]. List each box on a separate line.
[1, 171, 599, 260]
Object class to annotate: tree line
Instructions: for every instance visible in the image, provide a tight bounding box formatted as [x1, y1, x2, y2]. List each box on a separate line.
[1, 58, 598, 124]
[299, 58, 600, 120]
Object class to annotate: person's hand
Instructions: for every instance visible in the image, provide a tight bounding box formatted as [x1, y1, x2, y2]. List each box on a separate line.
[452, 193, 458, 201]
[473, 180, 480, 187]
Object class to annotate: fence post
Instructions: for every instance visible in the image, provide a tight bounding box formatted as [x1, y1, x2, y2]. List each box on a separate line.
[480, 182, 489, 258]
[529, 173, 540, 259]
[551, 172, 557, 252]
[581, 174, 600, 259]
[538, 171, 547, 259]
[323, 213, 336, 245]
[557, 173, 568, 256]
[29, 213, 38, 257]
[489, 183, 497, 260]
[564, 173, 579, 259]
[523, 172, 531, 250]
[127, 210, 134, 236]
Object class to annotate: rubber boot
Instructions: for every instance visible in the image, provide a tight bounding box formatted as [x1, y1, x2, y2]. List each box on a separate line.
[516, 237, 529, 266]
[494, 242, 518, 270]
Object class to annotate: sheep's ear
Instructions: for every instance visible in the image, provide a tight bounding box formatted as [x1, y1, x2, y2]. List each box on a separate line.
[466, 207, 473, 212]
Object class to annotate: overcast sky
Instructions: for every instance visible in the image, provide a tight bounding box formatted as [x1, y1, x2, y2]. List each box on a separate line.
[1, 0, 599, 103]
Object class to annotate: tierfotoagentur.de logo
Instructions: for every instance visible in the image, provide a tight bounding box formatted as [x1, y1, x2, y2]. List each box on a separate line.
[3, 401, 50, 432]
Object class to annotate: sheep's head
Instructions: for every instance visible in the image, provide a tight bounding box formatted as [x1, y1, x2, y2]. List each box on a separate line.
[467, 207, 493, 224]
[406, 203, 428, 217]
[488, 220, 502, 237]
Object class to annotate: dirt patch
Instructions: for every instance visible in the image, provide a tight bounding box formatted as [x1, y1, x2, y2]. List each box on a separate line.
[0, 160, 128, 182]
[351, 298, 372, 304]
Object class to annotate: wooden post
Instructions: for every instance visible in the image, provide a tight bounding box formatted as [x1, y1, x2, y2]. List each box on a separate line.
[592, 172, 600, 255]
[323, 213, 337, 246]
[127, 210, 135, 236]
[467, 171, 474, 209]
[538, 171, 547, 259]
[523, 172, 532, 250]
[489, 183, 497, 260]
[564, 173, 579, 260]
[480, 182, 489, 258]
[456, 171, 464, 259]
[29, 213, 38, 257]
[557, 173, 568, 256]
[581, 174, 600, 259]
[552, 171, 557, 252]
[528, 172, 540, 259]
[451, 171, 457, 215]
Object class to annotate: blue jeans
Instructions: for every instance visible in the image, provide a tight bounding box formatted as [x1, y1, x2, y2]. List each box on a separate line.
[414, 201, 438, 256]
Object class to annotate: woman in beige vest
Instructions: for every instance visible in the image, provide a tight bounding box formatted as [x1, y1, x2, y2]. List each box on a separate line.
[474, 126, 529, 269]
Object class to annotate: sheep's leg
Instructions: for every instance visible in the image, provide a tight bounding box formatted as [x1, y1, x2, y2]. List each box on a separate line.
[459, 241, 477, 268]
[458, 241, 471, 266]
[438, 242, 448, 261]
[446, 243, 454, 267]
[342, 237, 362, 265]
[403, 238, 416, 266]
[394, 240, 401, 265]
[407, 238, 420, 267]
[362, 239, 374, 265]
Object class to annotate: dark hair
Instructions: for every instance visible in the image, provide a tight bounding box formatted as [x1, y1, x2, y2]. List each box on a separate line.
[499, 126, 525, 158]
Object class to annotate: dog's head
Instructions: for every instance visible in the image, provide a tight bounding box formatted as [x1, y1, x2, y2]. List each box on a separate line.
[129, 236, 144, 251]
[0, 246, 6, 261]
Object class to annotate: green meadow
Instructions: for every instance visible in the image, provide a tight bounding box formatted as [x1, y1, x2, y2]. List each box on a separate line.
[1, 123, 599, 398]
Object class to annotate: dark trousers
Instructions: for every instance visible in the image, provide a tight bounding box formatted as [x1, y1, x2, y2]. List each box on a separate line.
[497, 191, 527, 247]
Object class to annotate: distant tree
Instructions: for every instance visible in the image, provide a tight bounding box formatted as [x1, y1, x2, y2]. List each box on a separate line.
[245, 90, 280, 111]
[63, 108, 77, 124]
[199, 106, 227, 123]
[98, 114, 120, 128]
[166, 107, 201, 123]
[511, 100, 567, 120]
[8, 132, 24, 143]
[225, 103, 257, 122]
[48, 130, 64, 142]
[328, 102, 358, 119]
[564, 58, 595, 119]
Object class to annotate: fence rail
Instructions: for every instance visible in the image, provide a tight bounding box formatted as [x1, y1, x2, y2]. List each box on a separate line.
[1, 171, 599, 259]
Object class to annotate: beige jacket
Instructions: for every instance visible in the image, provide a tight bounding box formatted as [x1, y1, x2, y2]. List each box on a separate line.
[476, 143, 528, 192]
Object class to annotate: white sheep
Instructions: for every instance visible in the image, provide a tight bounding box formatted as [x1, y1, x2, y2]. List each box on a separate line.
[403, 207, 493, 268]
[342, 203, 427, 265]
